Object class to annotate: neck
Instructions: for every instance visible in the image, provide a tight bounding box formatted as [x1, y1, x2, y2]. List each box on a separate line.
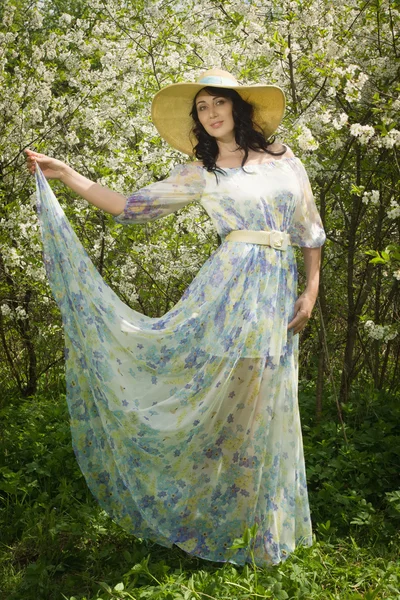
[216, 136, 241, 159]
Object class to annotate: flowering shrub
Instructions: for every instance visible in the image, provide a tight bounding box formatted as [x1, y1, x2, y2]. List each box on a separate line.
[0, 0, 398, 400]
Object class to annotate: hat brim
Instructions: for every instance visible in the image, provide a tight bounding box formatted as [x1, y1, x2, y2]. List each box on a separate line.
[151, 82, 286, 156]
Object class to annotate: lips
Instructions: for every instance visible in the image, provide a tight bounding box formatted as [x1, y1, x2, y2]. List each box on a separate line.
[210, 121, 223, 129]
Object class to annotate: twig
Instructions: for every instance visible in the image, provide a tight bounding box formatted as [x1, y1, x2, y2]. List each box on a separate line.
[316, 298, 348, 445]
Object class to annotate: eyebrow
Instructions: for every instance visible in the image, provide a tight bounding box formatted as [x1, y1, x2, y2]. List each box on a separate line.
[196, 97, 224, 106]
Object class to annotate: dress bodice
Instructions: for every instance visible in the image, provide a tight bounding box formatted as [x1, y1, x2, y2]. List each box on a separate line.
[114, 157, 326, 249]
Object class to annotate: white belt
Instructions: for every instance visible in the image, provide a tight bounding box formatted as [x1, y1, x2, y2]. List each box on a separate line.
[225, 229, 291, 251]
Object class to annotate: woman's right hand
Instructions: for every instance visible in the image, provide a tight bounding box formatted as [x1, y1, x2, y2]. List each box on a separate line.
[25, 148, 68, 180]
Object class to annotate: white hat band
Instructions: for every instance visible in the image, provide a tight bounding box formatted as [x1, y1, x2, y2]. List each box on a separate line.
[198, 75, 238, 86]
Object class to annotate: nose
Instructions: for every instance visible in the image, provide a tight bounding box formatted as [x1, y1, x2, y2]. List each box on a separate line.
[209, 104, 218, 119]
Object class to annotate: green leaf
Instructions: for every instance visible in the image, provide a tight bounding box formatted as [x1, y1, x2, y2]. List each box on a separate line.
[243, 527, 251, 545]
[230, 537, 247, 550]
[250, 523, 259, 538]
[350, 184, 365, 196]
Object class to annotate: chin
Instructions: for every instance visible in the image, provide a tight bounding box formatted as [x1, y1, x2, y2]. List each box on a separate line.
[208, 129, 232, 140]
[206, 129, 220, 138]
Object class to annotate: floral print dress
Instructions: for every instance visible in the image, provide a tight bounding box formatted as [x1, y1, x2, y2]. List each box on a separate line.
[35, 154, 326, 567]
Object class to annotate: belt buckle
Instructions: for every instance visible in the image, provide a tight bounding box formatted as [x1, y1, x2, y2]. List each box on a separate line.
[270, 231, 287, 251]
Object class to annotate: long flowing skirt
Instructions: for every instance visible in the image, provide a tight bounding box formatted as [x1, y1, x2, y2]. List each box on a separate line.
[35, 169, 312, 566]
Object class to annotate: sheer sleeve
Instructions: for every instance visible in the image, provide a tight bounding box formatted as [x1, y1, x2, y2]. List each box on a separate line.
[113, 164, 205, 225]
[288, 158, 326, 248]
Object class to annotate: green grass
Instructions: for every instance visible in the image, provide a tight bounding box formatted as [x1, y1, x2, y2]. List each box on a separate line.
[0, 386, 399, 600]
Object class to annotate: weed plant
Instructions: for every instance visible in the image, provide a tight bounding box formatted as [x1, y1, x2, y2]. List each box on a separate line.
[0, 384, 399, 600]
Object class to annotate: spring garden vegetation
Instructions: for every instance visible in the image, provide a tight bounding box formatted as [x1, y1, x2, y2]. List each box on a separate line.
[0, 0, 399, 598]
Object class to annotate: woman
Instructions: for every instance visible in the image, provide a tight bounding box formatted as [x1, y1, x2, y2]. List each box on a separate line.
[26, 68, 326, 567]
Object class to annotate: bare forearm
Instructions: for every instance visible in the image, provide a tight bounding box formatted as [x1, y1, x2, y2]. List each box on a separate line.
[59, 165, 126, 216]
[301, 247, 321, 300]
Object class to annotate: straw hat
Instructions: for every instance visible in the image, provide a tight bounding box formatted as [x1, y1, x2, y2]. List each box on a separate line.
[151, 68, 286, 156]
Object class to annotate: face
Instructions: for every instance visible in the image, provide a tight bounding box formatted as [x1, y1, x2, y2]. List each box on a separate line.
[195, 90, 235, 141]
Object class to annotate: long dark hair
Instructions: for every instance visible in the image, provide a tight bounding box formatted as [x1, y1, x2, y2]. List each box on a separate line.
[190, 86, 286, 173]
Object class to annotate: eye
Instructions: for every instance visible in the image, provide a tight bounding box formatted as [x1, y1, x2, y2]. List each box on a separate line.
[216, 99, 225, 105]
[197, 105, 206, 111]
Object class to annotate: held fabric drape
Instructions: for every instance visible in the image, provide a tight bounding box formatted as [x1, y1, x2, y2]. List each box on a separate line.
[35, 156, 325, 566]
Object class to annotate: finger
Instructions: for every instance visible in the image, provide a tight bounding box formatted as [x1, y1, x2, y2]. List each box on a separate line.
[288, 314, 308, 331]
[294, 316, 310, 334]
[287, 310, 305, 328]
[26, 157, 38, 174]
[25, 150, 38, 172]
[292, 322, 304, 335]
[25, 149, 46, 161]
[25, 149, 39, 157]
[287, 315, 301, 330]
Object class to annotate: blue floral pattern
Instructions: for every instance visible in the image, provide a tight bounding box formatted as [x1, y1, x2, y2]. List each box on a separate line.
[35, 155, 325, 567]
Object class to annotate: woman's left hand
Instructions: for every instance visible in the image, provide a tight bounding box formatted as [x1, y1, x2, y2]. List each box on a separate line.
[287, 292, 316, 335]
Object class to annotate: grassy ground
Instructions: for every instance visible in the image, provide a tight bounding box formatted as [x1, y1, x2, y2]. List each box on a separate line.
[1, 386, 399, 600]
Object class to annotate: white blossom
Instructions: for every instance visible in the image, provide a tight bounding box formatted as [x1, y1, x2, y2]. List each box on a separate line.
[326, 86, 337, 98]
[364, 320, 398, 342]
[29, 108, 43, 123]
[332, 112, 348, 130]
[320, 110, 332, 124]
[0, 304, 11, 317]
[387, 200, 400, 219]
[59, 13, 72, 25]
[362, 190, 380, 206]
[297, 126, 319, 151]
[65, 131, 80, 146]
[350, 123, 375, 144]
[15, 306, 28, 320]
[380, 129, 400, 149]
[31, 9, 44, 29]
